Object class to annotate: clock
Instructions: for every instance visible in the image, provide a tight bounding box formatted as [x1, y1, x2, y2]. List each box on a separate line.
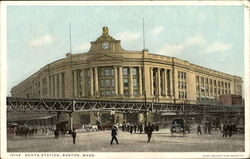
[102, 41, 109, 49]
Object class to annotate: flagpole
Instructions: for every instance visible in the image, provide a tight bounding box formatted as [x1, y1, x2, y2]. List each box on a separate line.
[143, 18, 145, 50]
[69, 23, 72, 53]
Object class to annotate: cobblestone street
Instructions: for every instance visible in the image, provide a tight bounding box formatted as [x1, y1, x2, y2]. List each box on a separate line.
[7, 128, 244, 152]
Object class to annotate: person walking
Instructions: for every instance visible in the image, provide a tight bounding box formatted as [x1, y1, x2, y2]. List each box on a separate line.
[197, 124, 202, 135]
[110, 126, 119, 145]
[72, 128, 76, 144]
[222, 123, 228, 137]
[54, 128, 59, 139]
[145, 123, 154, 143]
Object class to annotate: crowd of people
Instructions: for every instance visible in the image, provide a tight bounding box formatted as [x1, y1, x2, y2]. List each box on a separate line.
[197, 121, 235, 137]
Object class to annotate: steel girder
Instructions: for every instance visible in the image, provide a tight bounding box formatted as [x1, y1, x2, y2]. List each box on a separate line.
[6, 97, 244, 114]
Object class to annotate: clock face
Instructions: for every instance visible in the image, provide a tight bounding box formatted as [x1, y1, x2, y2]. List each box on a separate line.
[102, 42, 109, 49]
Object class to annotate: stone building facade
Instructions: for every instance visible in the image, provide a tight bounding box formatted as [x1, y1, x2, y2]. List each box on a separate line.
[10, 27, 243, 127]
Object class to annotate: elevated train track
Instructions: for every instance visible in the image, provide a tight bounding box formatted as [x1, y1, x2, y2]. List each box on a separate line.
[6, 97, 244, 115]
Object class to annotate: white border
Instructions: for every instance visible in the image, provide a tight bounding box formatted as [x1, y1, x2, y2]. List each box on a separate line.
[1, 1, 249, 159]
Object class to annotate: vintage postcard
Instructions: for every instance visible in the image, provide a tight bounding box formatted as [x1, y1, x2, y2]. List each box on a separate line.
[0, 1, 250, 159]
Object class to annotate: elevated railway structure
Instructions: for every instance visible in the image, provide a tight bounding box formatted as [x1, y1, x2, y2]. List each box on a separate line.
[6, 97, 244, 130]
[6, 97, 244, 114]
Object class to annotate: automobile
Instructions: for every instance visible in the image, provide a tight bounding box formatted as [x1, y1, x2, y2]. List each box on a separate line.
[170, 118, 189, 136]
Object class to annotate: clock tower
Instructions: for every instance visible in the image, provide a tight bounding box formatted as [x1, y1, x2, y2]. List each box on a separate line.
[89, 27, 124, 53]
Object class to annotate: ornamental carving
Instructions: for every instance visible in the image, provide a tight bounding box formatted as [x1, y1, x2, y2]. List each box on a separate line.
[96, 26, 115, 42]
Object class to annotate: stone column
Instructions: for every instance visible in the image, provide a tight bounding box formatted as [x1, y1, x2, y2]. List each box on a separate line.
[114, 67, 118, 95]
[40, 79, 43, 98]
[164, 69, 168, 96]
[157, 68, 161, 96]
[129, 67, 134, 96]
[47, 76, 50, 98]
[59, 72, 63, 98]
[151, 68, 154, 96]
[73, 70, 78, 98]
[90, 68, 94, 96]
[94, 67, 99, 96]
[119, 66, 124, 95]
[169, 69, 173, 97]
[138, 67, 143, 96]
[54, 74, 58, 98]
[65, 70, 73, 98]
[51, 75, 54, 97]
[81, 69, 86, 97]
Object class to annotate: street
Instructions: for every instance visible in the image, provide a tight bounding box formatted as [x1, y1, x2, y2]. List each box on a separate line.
[7, 128, 244, 152]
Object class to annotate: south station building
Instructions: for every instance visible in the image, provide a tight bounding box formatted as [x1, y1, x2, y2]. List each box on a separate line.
[10, 27, 243, 128]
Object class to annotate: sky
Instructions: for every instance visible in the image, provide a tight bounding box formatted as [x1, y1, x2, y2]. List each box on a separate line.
[6, 5, 244, 95]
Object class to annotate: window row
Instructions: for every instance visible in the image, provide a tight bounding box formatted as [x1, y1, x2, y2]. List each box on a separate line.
[100, 79, 115, 88]
[178, 81, 187, 89]
[196, 76, 231, 88]
[123, 67, 138, 76]
[197, 86, 231, 95]
[178, 71, 186, 80]
[178, 91, 187, 99]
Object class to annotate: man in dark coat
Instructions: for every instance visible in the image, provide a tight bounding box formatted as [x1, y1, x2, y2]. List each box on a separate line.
[110, 126, 119, 145]
[145, 123, 154, 142]
[72, 128, 76, 144]
[54, 128, 59, 139]
[197, 124, 202, 135]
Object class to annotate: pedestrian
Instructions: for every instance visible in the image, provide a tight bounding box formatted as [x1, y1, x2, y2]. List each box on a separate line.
[134, 124, 137, 133]
[129, 125, 133, 134]
[145, 123, 154, 142]
[110, 126, 119, 145]
[222, 123, 228, 137]
[197, 124, 202, 135]
[139, 124, 143, 134]
[228, 124, 233, 137]
[54, 128, 59, 139]
[72, 128, 76, 144]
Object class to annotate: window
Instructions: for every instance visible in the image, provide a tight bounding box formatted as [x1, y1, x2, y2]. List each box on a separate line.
[100, 70, 105, 76]
[214, 80, 217, 86]
[87, 69, 90, 77]
[205, 78, 208, 84]
[133, 78, 138, 87]
[196, 76, 199, 83]
[133, 68, 137, 75]
[111, 69, 114, 76]
[124, 78, 128, 87]
[104, 69, 110, 76]
[105, 79, 110, 87]
[105, 90, 110, 96]
[87, 80, 90, 88]
[123, 68, 128, 75]
[197, 85, 200, 91]
[124, 90, 129, 96]
[201, 77, 204, 85]
[133, 90, 138, 96]
[111, 79, 114, 87]
[183, 73, 186, 79]
[210, 79, 212, 85]
[101, 91, 105, 96]
[100, 80, 105, 87]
